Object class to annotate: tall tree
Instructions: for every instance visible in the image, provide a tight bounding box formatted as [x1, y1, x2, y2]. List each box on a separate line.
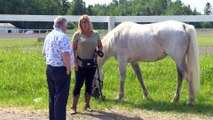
[0, 0, 62, 15]
[0, 0, 63, 29]
[67, 0, 86, 15]
[204, 2, 212, 15]
[87, 5, 94, 15]
[162, 0, 168, 10]
[150, 0, 167, 15]
[128, 0, 149, 15]
[165, 0, 192, 15]
[118, 0, 130, 15]
[107, 0, 119, 15]
[61, 0, 70, 14]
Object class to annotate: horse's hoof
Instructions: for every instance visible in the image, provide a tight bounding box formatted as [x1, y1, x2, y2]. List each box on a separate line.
[115, 97, 121, 101]
[171, 95, 179, 103]
[171, 98, 179, 103]
[116, 97, 122, 101]
[116, 94, 123, 100]
[144, 91, 148, 98]
[143, 96, 148, 100]
[188, 102, 193, 106]
[188, 99, 194, 106]
[171, 99, 175, 103]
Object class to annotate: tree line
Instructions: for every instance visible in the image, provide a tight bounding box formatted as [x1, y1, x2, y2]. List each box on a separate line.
[0, 0, 212, 29]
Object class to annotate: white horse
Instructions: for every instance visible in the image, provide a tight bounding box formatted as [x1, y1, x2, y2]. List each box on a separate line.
[95, 20, 200, 105]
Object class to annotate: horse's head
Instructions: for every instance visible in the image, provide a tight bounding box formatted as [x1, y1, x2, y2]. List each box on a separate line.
[91, 69, 104, 98]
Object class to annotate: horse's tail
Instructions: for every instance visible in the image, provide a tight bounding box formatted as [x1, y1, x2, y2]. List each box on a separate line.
[185, 24, 200, 96]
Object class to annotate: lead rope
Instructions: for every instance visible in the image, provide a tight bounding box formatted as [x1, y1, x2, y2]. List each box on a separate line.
[94, 50, 113, 112]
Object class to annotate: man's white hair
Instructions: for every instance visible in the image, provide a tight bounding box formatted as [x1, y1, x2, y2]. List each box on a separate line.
[53, 16, 67, 28]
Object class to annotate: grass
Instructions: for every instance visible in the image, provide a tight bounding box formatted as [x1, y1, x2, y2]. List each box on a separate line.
[197, 34, 213, 46]
[0, 38, 40, 47]
[0, 34, 213, 117]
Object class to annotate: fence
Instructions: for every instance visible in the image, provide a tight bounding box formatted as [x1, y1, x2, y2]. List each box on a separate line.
[1, 15, 213, 38]
[1, 15, 213, 31]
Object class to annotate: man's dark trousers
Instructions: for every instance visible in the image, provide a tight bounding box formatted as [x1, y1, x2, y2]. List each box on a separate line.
[46, 65, 71, 120]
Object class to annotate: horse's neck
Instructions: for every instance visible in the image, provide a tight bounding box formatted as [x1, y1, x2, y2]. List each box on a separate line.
[98, 39, 114, 68]
[98, 54, 110, 69]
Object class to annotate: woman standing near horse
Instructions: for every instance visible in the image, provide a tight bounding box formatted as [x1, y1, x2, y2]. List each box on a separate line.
[70, 14, 103, 114]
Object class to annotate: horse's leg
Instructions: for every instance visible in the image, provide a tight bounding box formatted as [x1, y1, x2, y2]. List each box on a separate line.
[188, 73, 195, 106]
[130, 62, 148, 99]
[172, 60, 190, 103]
[117, 56, 128, 100]
[171, 64, 184, 103]
[180, 61, 195, 105]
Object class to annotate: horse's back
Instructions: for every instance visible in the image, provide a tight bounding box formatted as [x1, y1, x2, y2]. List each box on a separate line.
[103, 20, 190, 62]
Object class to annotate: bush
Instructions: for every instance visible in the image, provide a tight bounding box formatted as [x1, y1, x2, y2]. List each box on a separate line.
[201, 22, 212, 28]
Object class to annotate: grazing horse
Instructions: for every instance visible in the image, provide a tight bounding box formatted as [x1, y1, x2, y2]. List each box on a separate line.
[95, 20, 200, 105]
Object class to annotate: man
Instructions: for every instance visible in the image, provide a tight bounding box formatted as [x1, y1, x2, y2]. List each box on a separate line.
[43, 16, 74, 120]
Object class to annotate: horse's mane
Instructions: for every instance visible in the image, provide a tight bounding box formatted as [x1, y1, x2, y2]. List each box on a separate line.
[101, 22, 136, 56]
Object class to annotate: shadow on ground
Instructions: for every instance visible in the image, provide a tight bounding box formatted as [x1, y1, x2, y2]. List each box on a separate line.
[75, 110, 143, 120]
[98, 97, 213, 117]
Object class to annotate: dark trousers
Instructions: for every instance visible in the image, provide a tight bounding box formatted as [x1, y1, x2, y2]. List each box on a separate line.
[73, 67, 96, 96]
[46, 65, 71, 120]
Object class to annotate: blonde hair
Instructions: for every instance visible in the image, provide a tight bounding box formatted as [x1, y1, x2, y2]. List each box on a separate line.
[78, 15, 93, 33]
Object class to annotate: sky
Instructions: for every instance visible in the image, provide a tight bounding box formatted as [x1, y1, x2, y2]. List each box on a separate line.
[83, 0, 211, 14]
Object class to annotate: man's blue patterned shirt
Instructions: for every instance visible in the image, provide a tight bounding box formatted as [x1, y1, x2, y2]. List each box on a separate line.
[43, 28, 74, 67]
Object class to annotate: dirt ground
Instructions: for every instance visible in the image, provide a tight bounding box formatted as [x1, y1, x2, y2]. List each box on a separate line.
[0, 107, 212, 120]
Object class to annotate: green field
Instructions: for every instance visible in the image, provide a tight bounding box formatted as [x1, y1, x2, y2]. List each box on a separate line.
[197, 34, 213, 46]
[0, 34, 212, 117]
